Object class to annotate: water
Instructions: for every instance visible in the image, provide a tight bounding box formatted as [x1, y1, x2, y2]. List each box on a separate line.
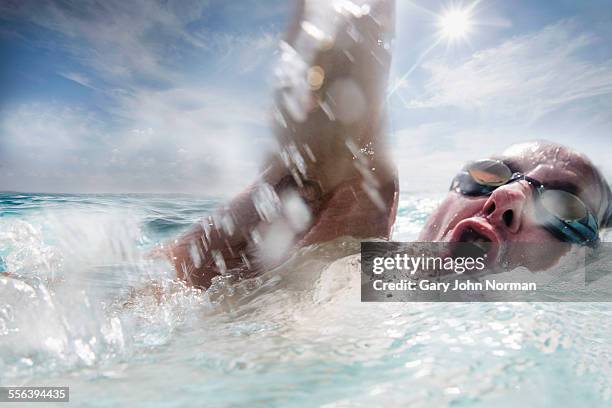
[0, 192, 610, 407]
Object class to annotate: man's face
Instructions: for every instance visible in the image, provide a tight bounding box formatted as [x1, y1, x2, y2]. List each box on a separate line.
[419, 142, 610, 271]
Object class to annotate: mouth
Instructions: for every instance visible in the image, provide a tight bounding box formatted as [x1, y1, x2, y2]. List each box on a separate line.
[448, 218, 500, 265]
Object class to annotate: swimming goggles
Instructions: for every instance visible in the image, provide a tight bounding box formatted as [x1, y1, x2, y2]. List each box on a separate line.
[450, 159, 599, 246]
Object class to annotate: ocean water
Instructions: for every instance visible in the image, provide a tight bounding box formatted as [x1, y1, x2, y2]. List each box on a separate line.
[0, 192, 610, 407]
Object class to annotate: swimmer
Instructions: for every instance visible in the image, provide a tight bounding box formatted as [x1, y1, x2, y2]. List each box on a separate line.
[420, 141, 612, 271]
[164, 0, 611, 288]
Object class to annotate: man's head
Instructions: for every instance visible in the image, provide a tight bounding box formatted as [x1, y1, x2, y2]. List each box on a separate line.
[419, 141, 612, 270]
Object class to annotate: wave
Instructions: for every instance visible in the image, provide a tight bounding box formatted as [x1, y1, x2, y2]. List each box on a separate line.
[0, 193, 611, 405]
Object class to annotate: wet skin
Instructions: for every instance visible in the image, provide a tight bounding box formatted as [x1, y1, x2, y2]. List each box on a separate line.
[167, 0, 398, 288]
[419, 141, 611, 271]
[167, 0, 610, 287]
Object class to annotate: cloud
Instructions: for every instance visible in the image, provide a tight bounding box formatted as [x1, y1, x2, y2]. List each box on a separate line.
[391, 122, 524, 193]
[0, 0, 283, 193]
[0, 85, 273, 194]
[391, 120, 612, 195]
[1, 0, 208, 86]
[7, 3, 609, 195]
[407, 20, 612, 124]
[389, 20, 612, 193]
[0, 104, 107, 192]
[58, 71, 95, 89]
[212, 31, 280, 74]
[1, 0, 280, 88]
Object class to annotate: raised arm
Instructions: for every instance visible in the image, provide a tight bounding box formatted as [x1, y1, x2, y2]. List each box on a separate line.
[167, 0, 398, 288]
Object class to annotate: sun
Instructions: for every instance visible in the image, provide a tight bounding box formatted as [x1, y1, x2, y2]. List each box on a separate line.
[387, 1, 481, 98]
[439, 8, 472, 40]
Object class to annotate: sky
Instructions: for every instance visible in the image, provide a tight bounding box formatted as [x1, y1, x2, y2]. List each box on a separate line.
[1, 0, 611, 194]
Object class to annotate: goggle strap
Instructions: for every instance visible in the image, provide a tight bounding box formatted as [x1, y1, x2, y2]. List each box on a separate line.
[564, 221, 596, 243]
[544, 221, 584, 244]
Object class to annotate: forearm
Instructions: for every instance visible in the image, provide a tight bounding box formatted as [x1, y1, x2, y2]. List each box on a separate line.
[273, 0, 396, 194]
[169, 0, 397, 288]
[169, 185, 258, 288]
[169, 167, 323, 287]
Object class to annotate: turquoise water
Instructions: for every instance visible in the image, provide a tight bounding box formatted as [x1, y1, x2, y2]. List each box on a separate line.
[0, 192, 610, 407]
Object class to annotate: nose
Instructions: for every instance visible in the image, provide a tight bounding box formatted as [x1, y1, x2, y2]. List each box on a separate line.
[483, 182, 530, 233]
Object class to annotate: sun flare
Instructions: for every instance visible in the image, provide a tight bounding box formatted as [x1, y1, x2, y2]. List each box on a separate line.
[439, 9, 472, 40]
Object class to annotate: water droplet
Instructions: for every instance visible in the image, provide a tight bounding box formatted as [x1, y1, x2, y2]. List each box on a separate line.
[326, 79, 366, 124]
[333, 0, 370, 18]
[362, 181, 386, 211]
[301, 21, 332, 44]
[219, 211, 235, 236]
[318, 100, 336, 120]
[273, 105, 287, 128]
[239, 251, 251, 270]
[259, 220, 295, 265]
[252, 183, 281, 223]
[307, 65, 325, 90]
[212, 250, 227, 275]
[287, 143, 307, 176]
[275, 41, 309, 122]
[281, 191, 312, 232]
[302, 144, 317, 162]
[188, 241, 202, 269]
